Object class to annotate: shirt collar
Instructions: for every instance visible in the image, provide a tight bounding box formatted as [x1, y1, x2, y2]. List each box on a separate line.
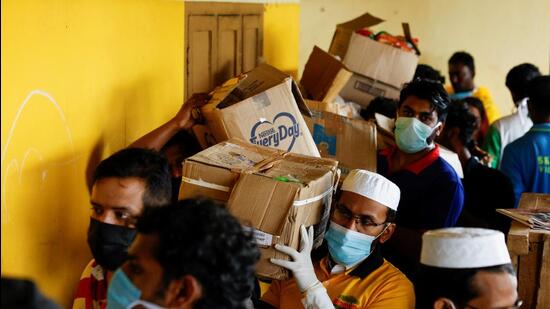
[324, 245, 384, 279]
[380, 145, 440, 175]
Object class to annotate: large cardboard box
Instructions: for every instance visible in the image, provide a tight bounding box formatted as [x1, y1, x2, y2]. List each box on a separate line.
[300, 46, 352, 104]
[340, 73, 401, 107]
[199, 64, 320, 157]
[329, 13, 419, 106]
[179, 138, 339, 280]
[304, 102, 377, 177]
[506, 193, 550, 309]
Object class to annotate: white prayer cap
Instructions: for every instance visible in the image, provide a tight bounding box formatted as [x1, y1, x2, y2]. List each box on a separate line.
[341, 169, 400, 211]
[421, 227, 511, 269]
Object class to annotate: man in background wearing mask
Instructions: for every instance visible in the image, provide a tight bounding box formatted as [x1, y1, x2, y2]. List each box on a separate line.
[377, 79, 464, 279]
[106, 198, 260, 309]
[73, 148, 172, 309]
[415, 228, 520, 309]
[260, 170, 414, 309]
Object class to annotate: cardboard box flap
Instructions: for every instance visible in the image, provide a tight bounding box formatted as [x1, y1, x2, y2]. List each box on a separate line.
[204, 64, 289, 111]
[259, 154, 339, 185]
[329, 12, 385, 59]
[291, 78, 313, 117]
[336, 12, 385, 31]
[186, 139, 282, 171]
[300, 46, 353, 103]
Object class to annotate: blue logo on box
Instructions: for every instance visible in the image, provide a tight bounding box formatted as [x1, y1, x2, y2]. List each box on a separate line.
[250, 112, 300, 151]
[312, 124, 336, 156]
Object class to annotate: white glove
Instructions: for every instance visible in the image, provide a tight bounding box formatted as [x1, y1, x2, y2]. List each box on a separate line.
[271, 225, 334, 309]
[271, 225, 319, 292]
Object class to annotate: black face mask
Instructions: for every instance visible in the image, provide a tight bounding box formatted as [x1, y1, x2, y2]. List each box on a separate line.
[87, 218, 137, 271]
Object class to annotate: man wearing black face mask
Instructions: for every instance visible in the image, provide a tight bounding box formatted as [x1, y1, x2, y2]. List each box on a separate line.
[72, 148, 171, 309]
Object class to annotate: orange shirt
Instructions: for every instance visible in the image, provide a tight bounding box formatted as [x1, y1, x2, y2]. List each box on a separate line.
[261, 248, 415, 309]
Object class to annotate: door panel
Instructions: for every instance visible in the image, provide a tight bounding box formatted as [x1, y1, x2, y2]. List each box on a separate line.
[217, 15, 242, 86]
[187, 15, 217, 97]
[242, 15, 262, 73]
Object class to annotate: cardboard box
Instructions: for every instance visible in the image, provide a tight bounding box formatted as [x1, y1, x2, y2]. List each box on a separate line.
[199, 64, 320, 157]
[329, 13, 419, 106]
[300, 46, 353, 104]
[329, 12, 384, 60]
[506, 193, 550, 309]
[179, 138, 339, 280]
[305, 99, 356, 119]
[340, 73, 401, 107]
[304, 103, 377, 176]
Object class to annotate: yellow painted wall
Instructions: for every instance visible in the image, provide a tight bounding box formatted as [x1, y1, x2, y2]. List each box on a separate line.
[1, 0, 186, 306]
[264, 3, 300, 78]
[300, 0, 550, 116]
[1, 0, 299, 307]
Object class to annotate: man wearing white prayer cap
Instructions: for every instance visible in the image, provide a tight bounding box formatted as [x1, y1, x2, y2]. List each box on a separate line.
[415, 227, 520, 309]
[260, 169, 415, 309]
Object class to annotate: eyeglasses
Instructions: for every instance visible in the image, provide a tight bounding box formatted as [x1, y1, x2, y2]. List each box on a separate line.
[332, 203, 388, 233]
[465, 299, 523, 309]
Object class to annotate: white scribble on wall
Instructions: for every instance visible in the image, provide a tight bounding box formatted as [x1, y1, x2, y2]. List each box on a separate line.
[1, 90, 76, 223]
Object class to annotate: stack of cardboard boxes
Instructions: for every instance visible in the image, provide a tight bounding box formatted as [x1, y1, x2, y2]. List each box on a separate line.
[182, 12, 426, 280]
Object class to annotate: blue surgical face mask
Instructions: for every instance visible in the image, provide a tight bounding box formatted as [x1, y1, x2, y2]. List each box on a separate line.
[106, 269, 166, 309]
[394, 117, 441, 154]
[324, 221, 387, 267]
[449, 91, 473, 101]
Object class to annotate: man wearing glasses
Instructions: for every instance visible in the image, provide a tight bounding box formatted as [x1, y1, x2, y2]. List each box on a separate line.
[259, 169, 414, 309]
[415, 227, 521, 309]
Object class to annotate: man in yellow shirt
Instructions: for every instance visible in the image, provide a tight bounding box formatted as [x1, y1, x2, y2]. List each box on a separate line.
[260, 170, 414, 309]
[447, 51, 501, 124]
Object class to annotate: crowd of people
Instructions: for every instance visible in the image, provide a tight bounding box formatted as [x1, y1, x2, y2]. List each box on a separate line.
[2, 51, 549, 309]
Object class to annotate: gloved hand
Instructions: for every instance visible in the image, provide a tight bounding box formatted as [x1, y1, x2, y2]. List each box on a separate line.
[271, 225, 319, 292]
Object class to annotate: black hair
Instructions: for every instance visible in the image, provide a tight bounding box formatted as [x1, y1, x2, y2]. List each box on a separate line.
[136, 198, 260, 309]
[415, 263, 515, 308]
[449, 51, 475, 74]
[360, 97, 398, 120]
[399, 79, 450, 122]
[445, 101, 478, 145]
[527, 75, 550, 118]
[463, 97, 487, 124]
[93, 148, 171, 208]
[506, 63, 541, 100]
[161, 130, 202, 159]
[386, 208, 397, 223]
[414, 64, 446, 84]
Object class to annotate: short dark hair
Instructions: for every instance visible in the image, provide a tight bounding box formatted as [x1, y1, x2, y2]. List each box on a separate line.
[414, 64, 446, 84]
[93, 148, 171, 207]
[415, 263, 515, 308]
[360, 97, 398, 120]
[463, 96, 487, 122]
[449, 51, 475, 74]
[506, 63, 541, 100]
[386, 209, 397, 223]
[162, 130, 202, 159]
[399, 79, 450, 122]
[444, 101, 478, 145]
[527, 75, 550, 118]
[136, 199, 260, 309]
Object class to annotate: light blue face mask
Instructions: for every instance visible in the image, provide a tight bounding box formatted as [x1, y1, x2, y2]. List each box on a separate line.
[394, 117, 441, 154]
[107, 269, 166, 309]
[449, 91, 473, 101]
[324, 221, 387, 267]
